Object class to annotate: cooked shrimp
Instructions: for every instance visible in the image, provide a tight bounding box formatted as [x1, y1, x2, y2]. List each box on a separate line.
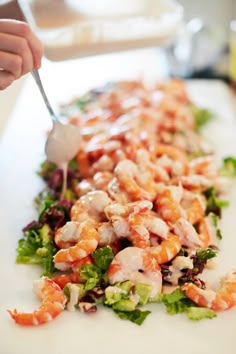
[104, 201, 155, 242]
[186, 197, 205, 225]
[174, 174, 212, 192]
[114, 159, 157, 201]
[181, 190, 206, 225]
[76, 149, 92, 178]
[87, 138, 121, 157]
[198, 216, 218, 248]
[91, 144, 126, 174]
[189, 155, 217, 179]
[71, 255, 94, 272]
[123, 132, 147, 162]
[157, 78, 189, 103]
[91, 154, 115, 172]
[83, 132, 108, 157]
[13, 79, 236, 324]
[97, 222, 117, 246]
[55, 220, 112, 251]
[8, 277, 66, 326]
[52, 256, 93, 288]
[70, 190, 112, 224]
[108, 247, 162, 298]
[182, 271, 236, 311]
[93, 171, 114, 191]
[76, 178, 95, 197]
[135, 148, 170, 182]
[55, 221, 81, 249]
[128, 211, 169, 248]
[53, 222, 99, 269]
[52, 272, 83, 289]
[104, 200, 153, 220]
[173, 217, 206, 249]
[155, 144, 189, 176]
[107, 176, 131, 204]
[111, 216, 130, 238]
[148, 232, 181, 264]
[155, 187, 184, 223]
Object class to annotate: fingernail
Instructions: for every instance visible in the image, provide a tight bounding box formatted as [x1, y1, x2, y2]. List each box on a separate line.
[35, 61, 41, 69]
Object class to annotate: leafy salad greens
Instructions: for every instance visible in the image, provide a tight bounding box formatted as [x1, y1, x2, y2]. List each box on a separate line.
[14, 80, 236, 326]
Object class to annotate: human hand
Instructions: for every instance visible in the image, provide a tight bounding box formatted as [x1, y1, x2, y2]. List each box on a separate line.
[0, 19, 43, 90]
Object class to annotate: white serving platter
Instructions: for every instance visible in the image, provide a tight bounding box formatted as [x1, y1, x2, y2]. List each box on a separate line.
[0, 52, 236, 354]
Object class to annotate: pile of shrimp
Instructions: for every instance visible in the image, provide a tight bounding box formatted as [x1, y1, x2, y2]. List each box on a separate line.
[9, 79, 236, 326]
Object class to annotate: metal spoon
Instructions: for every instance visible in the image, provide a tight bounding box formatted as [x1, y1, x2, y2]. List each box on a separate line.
[31, 69, 59, 122]
[31, 69, 82, 197]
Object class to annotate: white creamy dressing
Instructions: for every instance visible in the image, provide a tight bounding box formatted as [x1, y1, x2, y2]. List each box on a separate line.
[66, 284, 80, 312]
[171, 256, 194, 270]
[45, 121, 82, 197]
[193, 287, 216, 307]
[114, 247, 162, 298]
[105, 286, 126, 295]
[167, 256, 194, 285]
[45, 121, 82, 165]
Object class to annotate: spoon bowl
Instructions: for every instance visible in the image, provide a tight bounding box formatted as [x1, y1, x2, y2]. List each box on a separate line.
[31, 69, 82, 166]
[31, 69, 82, 198]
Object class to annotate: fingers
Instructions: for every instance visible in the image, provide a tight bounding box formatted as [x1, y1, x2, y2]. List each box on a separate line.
[0, 70, 15, 91]
[0, 19, 43, 90]
[0, 48, 23, 90]
[23, 24, 44, 69]
[0, 32, 33, 77]
[0, 20, 43, 69]
[6, 20, 44, 70]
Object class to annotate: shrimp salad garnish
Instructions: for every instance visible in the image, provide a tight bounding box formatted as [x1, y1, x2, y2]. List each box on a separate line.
[9, 79, 236, 326]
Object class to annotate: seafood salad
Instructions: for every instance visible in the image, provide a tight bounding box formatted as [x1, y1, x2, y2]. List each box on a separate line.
[8, 79, 236, 326]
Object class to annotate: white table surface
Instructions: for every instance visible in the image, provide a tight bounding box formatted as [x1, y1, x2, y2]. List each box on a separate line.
[0, 77, 26, 137]
[1, 58, 236, 354]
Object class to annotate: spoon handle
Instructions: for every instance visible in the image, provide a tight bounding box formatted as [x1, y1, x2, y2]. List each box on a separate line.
[31, 69, 58, 122]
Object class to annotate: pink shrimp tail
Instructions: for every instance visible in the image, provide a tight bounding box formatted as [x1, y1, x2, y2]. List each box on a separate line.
[8, 277, 66, 326]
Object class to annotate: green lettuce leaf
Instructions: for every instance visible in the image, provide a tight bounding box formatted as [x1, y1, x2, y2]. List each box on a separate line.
[114, 309, 151, 325]
[187, 307, 217, 320]
[196, 248, 218, 260]
[92, 246, 114, 271]
[37, 160, 57, 180]
[16, 223, 57, 276]
[162, 289, 196, 314]
[221, 156, 236, 177]
[191, 105, 215, 131]
[79, 263, 102, 291]
[204, 187, 229, 217]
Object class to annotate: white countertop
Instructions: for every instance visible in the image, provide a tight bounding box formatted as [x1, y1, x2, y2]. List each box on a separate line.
[0, 77, 26, 137]
[1, 70, 236, 354]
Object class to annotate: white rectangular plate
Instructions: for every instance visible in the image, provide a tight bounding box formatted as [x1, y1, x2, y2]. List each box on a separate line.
[1, 55, 236, 354]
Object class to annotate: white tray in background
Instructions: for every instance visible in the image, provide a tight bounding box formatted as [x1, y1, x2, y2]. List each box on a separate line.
[18, 0, 183, 61]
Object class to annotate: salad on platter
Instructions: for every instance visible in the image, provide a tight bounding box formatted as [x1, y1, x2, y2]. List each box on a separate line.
[8, 78, 236, 326]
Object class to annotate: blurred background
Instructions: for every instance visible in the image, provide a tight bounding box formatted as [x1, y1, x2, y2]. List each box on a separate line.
[1, 0, 236, 135]
[168, 0, 236, 80]
[15, 0, 236, 81]
[1, 0, 236, 81]
[179, 0, 236, 30]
